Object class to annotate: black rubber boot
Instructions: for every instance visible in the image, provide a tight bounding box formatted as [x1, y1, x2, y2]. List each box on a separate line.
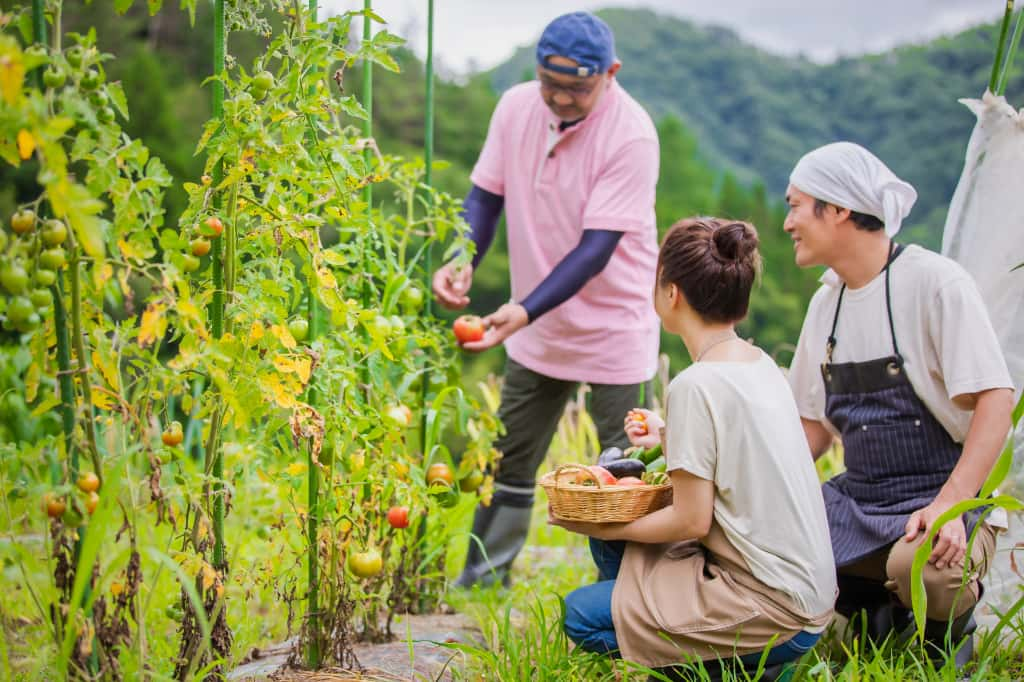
[922, 607, 977, 670]
[836, 574, 911, 644]
[453, 487, 533, 588]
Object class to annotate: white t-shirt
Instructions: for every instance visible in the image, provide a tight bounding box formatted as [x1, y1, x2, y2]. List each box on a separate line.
[788, 246, 1013, 443]
[665, 351, 837, 617]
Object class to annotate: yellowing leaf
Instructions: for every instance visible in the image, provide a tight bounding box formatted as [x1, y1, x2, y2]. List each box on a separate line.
[138, 303, 167, 347]
[91, 387, 114, 410]
[269, 323, 296, 350]
[92, 350, 121, 392]
[117, 238, 144, 260]
[273, 354, 312, 384]
[316, 267, 337, 290]
[0, 53, 25, 106]
[285, 462, 308, 476]
[200, 563, 216, 591]
[258, 371, 299, 409]
[248, 321, 265, 345]
[16, 129, 35, 160]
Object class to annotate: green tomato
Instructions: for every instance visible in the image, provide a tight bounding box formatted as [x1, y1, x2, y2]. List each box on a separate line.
[253, 70, 275, 94]
[400, 285, 425, 312]
[388, 315, 406, 334]
[1, 264, 29, 294]
[43, 66, 66, 89]
[65, 46, 84, 69]
[181, 254, 201, 273]
[370, 315, 391, 337]
[24, 45, 49, 62]
[96, 106, 115, 124]
[10, 210, 36, 235]
[34, 268, 56, 287]
[41, 219, 67, 246]
[14, 312, 41, 332]
[287, 318, 309, 342]
[7, 296, 34, 323]
[80, 68, 102, 90]
[38, 248, 66, 271]
[29, 288, 51, 309]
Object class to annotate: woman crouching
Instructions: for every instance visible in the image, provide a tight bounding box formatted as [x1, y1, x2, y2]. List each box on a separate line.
[551, 217, 836, 671]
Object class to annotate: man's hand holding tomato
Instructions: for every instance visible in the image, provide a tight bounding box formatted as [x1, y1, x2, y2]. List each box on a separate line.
[459, 303, 529, 353]
[624, 408, 662, 449]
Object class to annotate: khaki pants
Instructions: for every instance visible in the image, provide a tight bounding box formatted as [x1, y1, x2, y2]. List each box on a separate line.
[840, 523, 998, 620]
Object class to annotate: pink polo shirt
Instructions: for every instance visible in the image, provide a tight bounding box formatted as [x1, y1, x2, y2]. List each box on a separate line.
[471, 79, 660, 385]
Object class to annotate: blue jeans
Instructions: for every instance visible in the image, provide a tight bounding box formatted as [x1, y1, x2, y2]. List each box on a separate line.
[563, 539, 821, 665]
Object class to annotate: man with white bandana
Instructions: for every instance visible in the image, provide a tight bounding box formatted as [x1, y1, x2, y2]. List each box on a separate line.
[784, 142, 1014, 661]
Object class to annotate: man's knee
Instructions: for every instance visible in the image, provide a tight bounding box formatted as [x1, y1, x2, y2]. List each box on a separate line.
[885, 536, 985, 620]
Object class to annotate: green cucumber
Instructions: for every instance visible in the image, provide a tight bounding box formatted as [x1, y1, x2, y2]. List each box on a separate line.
[645, 455, 666, 473]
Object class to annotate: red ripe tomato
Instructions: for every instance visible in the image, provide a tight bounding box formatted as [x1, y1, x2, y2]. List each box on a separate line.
[387, 505, 410, 529]
[452, 315, 485, 344]
[615, 476, 646, 487]
[203, 216, 224, 237]
[575, 465, 617, 487]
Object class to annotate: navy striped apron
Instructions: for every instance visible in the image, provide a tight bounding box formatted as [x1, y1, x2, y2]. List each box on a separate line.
[821, 242, 979, 567]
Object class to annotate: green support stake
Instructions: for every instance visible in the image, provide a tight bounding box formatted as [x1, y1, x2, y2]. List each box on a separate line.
[210, 0, 227, 576]
[31, 0, 65, 486]
[305, 5, 321, 666]
[363, 0, 373, 208]
[420, 0, 435, 441]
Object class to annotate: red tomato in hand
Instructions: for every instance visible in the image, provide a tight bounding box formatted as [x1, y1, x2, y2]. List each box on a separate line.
[452, 315, 485, 344]
[387, 505, 410, 529]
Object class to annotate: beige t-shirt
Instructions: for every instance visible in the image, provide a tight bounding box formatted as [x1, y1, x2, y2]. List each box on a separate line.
[665, 351, 837, 617]
[788, 245, 1013, 443]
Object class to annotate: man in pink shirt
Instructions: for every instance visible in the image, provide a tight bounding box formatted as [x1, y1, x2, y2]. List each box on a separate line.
[432, 11, 661, 588]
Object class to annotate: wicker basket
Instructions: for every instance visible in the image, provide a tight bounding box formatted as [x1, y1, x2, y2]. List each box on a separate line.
[539, 463, 673, 523]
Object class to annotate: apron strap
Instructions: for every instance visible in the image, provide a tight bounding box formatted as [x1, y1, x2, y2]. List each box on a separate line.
[826, 241, 906, 364]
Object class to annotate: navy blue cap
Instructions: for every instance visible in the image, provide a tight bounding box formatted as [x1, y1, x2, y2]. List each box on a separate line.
[536, 11, 616, 77]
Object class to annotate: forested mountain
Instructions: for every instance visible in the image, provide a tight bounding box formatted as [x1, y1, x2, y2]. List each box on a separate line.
[1, 3, 1013, 374]
[492, 8, 1019, 249]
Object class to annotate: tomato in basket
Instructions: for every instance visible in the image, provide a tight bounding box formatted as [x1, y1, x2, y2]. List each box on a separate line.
[575, 465, 616, 487]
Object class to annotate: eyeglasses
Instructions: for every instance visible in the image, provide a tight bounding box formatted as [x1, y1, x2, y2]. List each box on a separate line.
[539, 75, 599, 99]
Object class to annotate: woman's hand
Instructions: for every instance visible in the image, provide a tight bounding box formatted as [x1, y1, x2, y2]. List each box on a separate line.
[624, 408, 663, 449]
[547, 506, 620, 540]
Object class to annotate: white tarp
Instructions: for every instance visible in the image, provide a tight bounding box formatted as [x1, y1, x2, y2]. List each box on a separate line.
[942, 90, 1024, 629]
[942, 91, 1024, 396]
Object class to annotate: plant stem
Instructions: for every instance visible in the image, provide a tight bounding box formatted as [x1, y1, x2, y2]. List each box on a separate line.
[989, 0, 1016, 92]
[997, 8, 1024, 95]
[68, 250, 101, 478]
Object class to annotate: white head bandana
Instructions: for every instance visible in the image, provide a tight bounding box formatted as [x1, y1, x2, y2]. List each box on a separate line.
[789, 142, 917, 237]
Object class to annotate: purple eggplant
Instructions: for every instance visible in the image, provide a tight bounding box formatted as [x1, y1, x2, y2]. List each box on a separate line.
[596, 447, 624, 467]
[604, 457, 646, 480]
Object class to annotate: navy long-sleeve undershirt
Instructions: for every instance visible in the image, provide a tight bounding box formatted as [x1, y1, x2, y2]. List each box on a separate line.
[462, 184, 624, 323]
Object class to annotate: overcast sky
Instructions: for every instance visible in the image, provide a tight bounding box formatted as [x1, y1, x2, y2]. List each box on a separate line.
[320, 1, 1006, 74]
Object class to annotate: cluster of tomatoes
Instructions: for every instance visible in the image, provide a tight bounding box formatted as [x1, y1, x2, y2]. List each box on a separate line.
[1, 210, 68, 333]
[181, 216, 223, 273]
[41, 470, 101, 526]
[345, 460, 486, 579]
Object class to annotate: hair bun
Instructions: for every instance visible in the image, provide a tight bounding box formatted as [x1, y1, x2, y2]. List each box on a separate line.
[711, 221, 758, 263]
